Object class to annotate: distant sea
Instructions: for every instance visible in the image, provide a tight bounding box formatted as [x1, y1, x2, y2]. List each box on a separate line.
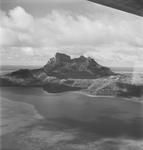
[0, 65, 42, 75]
[1, 65, 142, 75]
[111, 67, 143, 74]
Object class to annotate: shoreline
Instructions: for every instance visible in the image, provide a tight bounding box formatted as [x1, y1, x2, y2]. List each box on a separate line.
[72, 91, 143, 104]
[31, 88, 143, 104]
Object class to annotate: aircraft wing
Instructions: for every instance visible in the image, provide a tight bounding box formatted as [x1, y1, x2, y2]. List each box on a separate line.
[88, 0, 143, 16]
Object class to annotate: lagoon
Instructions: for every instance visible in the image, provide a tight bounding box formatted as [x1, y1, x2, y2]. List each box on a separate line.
[1, 87, 143, 138]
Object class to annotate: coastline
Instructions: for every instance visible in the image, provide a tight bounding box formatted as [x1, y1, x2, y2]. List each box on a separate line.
[42, 88, 143, 104]
[72, 91, 143, 104]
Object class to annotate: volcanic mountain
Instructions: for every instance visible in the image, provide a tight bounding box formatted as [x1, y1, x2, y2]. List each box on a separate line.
[0, 52, 114, 88]
[43, 53, 114, 79]
[1, 53, 142, 98]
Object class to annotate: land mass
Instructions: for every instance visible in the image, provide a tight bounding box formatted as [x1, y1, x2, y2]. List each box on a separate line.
[0, 53, 143, 98]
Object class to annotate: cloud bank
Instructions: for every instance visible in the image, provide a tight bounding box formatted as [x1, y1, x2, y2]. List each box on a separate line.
[0, 6, 143, 66]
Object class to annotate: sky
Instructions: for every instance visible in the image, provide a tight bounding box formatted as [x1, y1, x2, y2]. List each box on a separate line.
[0, 0, 143, 67]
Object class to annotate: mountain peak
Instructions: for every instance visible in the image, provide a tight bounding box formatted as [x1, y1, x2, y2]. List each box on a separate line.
[44, 53, 114, 79]
[55, 53, 71, 63]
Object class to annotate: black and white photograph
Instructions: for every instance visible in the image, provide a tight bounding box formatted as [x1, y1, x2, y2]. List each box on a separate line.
[0, 0, 143, 150]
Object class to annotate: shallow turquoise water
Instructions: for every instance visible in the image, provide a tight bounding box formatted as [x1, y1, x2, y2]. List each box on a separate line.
[1, 87, 143, 139]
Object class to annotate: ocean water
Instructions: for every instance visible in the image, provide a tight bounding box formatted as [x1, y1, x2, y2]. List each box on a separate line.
[0, 87, 143, 150]
[0, 65, 41, 75]
[0, 67, 143, 150]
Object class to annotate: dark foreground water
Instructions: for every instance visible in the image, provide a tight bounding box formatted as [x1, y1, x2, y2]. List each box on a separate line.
[0, 87, 143, 150]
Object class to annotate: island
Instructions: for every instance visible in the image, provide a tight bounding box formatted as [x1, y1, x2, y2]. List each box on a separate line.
[0, 53, 143, 98]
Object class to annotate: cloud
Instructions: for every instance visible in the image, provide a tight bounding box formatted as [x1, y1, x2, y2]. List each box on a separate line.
[1, 6, 143, 48]
[0, 6, 143, 66]
[8, 7, 34, 30]
[0, 7, 34, 46]
[21, 47, 34, 56]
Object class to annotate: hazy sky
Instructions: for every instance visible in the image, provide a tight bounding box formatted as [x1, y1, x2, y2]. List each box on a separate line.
[0, 0, 143, 67]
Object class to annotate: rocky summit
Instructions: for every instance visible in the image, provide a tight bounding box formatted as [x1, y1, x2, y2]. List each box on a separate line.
[43, 53, 114, 79]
